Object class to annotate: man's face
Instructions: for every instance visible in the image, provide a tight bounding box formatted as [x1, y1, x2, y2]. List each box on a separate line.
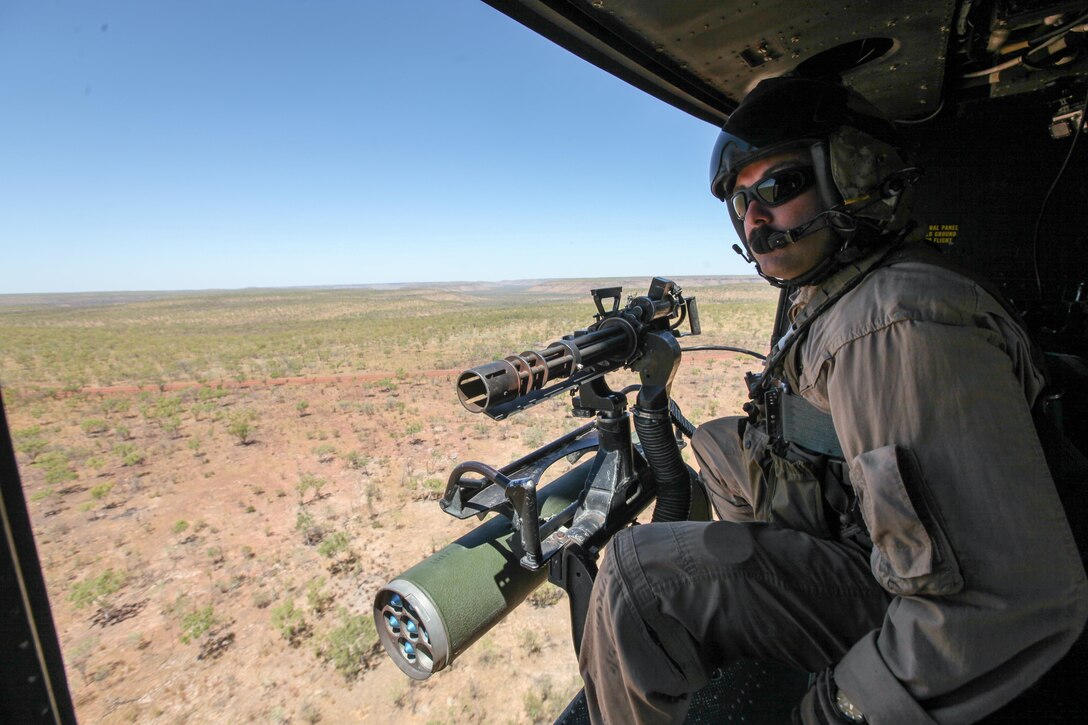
[734, 150, 837, 282]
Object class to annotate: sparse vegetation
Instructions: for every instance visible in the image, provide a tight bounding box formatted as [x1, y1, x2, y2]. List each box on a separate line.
[30, 486, 56, 502]
[37, 450, 77, 485]
[179, 605, 218, 644]
[523, 676, 560, 725]
[345, 451, 369, 470]
[13, 426, 48, 461]
[316, 531, 348, 559]
[81, 418, 109, 436]
[315, 608, 378, 680]
[528, 582, 565, 608]
[89, 482, 114, 500]
[227, 411, 256, 445]
[0, 280, 774, 723]
[271, 599, 310, 646]
[296, 474, 327, 504]
[306, 577, 334, 616]
[69, 569, 127, 609]
[313, 444, 337, 463]
[114, 443, 146, 467]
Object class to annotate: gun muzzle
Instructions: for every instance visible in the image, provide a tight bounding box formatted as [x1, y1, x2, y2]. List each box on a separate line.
[373, 461, 591, 679]
[456, 326, 629, 415]
[456, 279, 698, 420]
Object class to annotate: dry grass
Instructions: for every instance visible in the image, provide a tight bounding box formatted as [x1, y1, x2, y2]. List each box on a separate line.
[1, 276, 776, 724]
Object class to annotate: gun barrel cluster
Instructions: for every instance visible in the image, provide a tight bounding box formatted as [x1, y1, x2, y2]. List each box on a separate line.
[456, 325, 630, 414]
[456, 279, 694, 417]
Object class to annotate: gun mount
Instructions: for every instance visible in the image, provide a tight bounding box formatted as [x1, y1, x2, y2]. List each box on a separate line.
[374, 278, 708, 680]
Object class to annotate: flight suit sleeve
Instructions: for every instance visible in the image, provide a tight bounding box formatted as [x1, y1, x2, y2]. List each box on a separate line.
[818, 318, 1087, 724]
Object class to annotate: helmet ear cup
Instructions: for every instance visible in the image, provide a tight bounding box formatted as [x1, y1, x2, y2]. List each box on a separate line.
[827, 126, 914, 233]
[808, 142, 843, 212]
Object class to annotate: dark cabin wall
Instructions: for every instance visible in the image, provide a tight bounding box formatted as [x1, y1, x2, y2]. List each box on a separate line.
[905, 97, 1088, 319]
[904, 96, 1088, 456]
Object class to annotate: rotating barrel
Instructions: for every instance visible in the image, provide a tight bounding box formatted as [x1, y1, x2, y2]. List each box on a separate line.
[373, 460, 591, 679]
[456, 326, 630, 414]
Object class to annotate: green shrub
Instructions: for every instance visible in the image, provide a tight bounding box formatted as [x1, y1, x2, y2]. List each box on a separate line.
[316, 608, 377, 680]
[297, 474, 326, 504]
[161, 415, 182, 438]
[313, 444, 337, 463]
[172, 520, 190, 534]
[226, 410, 257, 445]
[227, 419, 251, 445]
[179, 605, 217, 644]
[69, 569, 127, 609]
[197, 386, 228, 402]
[81, 418, 109, 436]
[38, 451, 77, 485]
[99, 398, 129, 415]
[30, 487, 56, 502]
[14, 426, 42, 439]
[89, 482, 114, 500]
[295, 510, 315, 531]
[16, 436, 48, 461]
[271, 599, 309, 645]
[523, 676, 558, 725]
[317, 531, 349, 559]
[527, 582, 565, 608]
[345, 451, 370, 470]
[145, 396, 183, 422]
[122, 449, 146, 466]
[113, 442, 145, 466]
[421, 478, 444, 499]
[306, 577, 334, 615]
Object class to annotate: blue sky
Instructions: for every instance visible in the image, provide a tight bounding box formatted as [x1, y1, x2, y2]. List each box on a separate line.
[0, 0, 750, 294]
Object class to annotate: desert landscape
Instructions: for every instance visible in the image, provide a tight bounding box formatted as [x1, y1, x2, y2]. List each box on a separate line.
[1, 278, 776, 724]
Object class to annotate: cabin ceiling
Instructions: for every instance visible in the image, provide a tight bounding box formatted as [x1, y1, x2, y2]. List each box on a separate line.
[482, 0, 1088, 126]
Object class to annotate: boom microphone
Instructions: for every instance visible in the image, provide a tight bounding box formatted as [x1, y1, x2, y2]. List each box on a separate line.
[748, 215, 825, 255]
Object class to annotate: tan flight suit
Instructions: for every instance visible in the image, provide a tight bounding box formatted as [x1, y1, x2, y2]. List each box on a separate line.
[578, 244, 1088, 724]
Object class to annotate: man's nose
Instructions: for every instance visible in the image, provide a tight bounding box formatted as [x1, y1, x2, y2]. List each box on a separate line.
[744, 199, 772, 227]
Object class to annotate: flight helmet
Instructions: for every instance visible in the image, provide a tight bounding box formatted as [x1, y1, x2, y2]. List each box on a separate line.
[710, 77, 917, 279]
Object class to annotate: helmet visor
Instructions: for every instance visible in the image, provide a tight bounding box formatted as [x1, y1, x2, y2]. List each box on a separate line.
[710, 130, 760, 201]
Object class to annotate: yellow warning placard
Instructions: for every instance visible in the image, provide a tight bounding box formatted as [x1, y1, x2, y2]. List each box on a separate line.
[925, 224, 959, 245]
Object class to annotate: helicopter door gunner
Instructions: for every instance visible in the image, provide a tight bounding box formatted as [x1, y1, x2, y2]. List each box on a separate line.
[577, 77, 1088, 724]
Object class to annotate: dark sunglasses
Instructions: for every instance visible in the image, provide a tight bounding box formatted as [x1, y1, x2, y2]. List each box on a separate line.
[729, 167, 815, 220]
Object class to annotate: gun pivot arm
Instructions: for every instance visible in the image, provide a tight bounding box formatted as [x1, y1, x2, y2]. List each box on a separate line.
[439, 422, 599, 568]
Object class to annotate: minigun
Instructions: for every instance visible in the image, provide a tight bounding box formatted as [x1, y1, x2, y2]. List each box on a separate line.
[456, 276, 699, 420]
[373, 278, 708, 680]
